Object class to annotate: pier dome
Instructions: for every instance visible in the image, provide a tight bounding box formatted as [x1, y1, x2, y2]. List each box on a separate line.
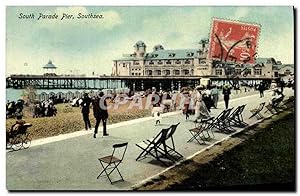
[43, 60, 57, 75]
[43, 60, 57, 69]
[153, 44, 164, 51]
[134, 40, 146, 47]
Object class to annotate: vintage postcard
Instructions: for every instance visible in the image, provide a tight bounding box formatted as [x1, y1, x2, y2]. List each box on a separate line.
[5, 6, 295, 191]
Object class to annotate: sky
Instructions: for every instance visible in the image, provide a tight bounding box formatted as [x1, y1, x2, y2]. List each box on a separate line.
[6, 6, 294, 76]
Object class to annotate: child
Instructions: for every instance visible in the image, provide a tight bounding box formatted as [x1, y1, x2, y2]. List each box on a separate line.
[154, 111, 162, 125]
[152, 106, 162, 126]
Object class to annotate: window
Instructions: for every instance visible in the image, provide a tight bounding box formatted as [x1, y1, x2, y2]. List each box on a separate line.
[182, 70, 189, 75]
[235, 68, 242, 75]
[216, 69, 223, 75]
[147, 70, 152, 76]
[155, 70, 161, 75]
[185, 60, 191, 64]
[149, 61, 154, 65]
[166, 60, 172, 65]
[173, 70, 180, 75]
[254, 68, 262, 75]
[168, 53, 175, 57]
[134, 61, 139, 65]
[164, 70, 170, 75]
[187, 52, 194, 57]
[158, 60, 163, 65]
[138, 73, 141, 76]
[175, 60, 181, 65]
[132, 73, 134, 75]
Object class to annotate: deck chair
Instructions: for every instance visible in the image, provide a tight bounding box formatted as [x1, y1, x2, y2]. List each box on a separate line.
[281, 96, 295, 109]
[264, 104, 277, 114]
[97, 142, 128, 184]
[188, 117, 214, 145]
[136, 127, 171, 166]
[277, 96, 294, 110]
[211, 108, 235, 133]
[249, 102, 265, 120]
[164, 122, 184, 161]
[265, 95, 285, 114]
[227, 105, 248, 128]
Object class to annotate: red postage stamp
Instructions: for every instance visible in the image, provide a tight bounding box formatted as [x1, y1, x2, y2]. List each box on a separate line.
[208, 18, 261, 64]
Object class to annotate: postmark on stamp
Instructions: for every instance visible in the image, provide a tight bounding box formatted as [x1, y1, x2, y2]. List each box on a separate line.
[208, 18, 261, 64]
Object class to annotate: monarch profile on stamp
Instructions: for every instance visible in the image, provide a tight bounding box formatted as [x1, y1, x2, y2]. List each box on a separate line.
[208, 18, 261, 64]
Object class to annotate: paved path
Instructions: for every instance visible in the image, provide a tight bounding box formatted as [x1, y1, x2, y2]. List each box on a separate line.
[6, 88, 294, 190]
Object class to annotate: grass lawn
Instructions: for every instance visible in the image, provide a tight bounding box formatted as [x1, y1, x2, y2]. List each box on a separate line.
[166, 112, 295, 191]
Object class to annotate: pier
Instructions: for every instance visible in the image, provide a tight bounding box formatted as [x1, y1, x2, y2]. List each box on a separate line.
[6, 74, 276, 91]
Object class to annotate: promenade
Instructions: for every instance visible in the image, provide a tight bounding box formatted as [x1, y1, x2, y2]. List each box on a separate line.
[6, 88, 294, 191]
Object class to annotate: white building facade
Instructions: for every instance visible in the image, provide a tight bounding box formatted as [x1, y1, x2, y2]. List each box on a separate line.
[112, 40, 293, 78]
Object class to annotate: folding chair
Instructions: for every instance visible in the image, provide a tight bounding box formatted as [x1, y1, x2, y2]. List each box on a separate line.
[97, 142, 128, 184]
[163, 122, 184, 161]
[264, 103, 277, 114]
[211, 108, 235, 133]
[281, 96, 295, 109]
[265, 96, 285, 114]
[145, 123, 183, 162]
[249, 102, 265, 120]
[136, 127, 171, 166]
[188, 117, 214, 145]
[227, 105, 248, 128]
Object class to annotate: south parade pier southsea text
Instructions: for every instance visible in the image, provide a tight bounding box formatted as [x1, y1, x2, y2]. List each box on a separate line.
[18, 13, 104, 20]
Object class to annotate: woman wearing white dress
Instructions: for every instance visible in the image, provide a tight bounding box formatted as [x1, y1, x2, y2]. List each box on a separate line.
[193, 85, 210, 120]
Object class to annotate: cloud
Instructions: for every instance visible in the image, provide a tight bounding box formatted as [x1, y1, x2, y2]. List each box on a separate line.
[6, 6, 294, 77]
[232, 7, 250, 19]
[139, 8, 213, 50]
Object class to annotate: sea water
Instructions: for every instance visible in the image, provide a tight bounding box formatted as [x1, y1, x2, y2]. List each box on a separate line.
[6, 88, 130, 102]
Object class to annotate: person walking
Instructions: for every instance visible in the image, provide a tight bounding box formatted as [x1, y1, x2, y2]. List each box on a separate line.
[182, 90, 192, 120]
[193, 85, 210, 120]
[258, 82, 265, 98]
[211, 85, 219, 108]
[80, 92, 92, 131]
[93, 91, 109, 138]
[222, 84, 231, 109]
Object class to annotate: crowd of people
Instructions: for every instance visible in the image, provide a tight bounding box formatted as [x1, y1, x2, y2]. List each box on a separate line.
[32, 100, 57, 118]
[181, 84, 228, 121]
[6, 99, 24, 118]
[7, 77, 294, 139]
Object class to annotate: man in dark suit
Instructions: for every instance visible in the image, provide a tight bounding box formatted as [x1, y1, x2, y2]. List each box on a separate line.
[222, 84, 231, 109]
[80, 93, 92, 130]
[93, 91, 109, 138]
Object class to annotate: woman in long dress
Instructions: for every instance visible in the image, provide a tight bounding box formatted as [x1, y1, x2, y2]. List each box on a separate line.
[193, 85, 210, 120]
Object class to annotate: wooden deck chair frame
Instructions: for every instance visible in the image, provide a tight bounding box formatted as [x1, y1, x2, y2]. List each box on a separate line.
[249, 102, 265, 120]
[281, 96, 295, 109]
[188, 117, 214, 145]
[163, 122, 184, 161]
[97, 142, 128, 184]
[227, 105, 248, 128]
[135, 127, 171, 166]
[211, 108, 235, 133]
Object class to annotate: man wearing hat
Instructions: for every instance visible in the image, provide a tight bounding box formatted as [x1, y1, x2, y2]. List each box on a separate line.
[93, 91, 109, 138]
[80, 92, 92, 131]
[222, 84, 231, 109]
